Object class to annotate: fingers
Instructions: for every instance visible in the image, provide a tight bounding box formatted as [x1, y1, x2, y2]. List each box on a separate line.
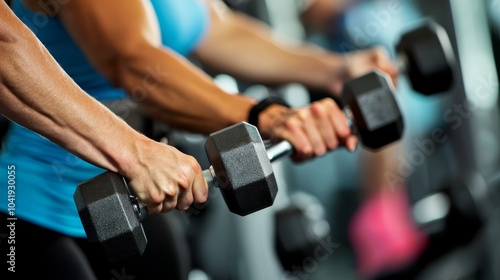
[192, 168, 209, 205]
[277, 98, 357, 162]
[321, 99, 350, 138]
[305, 104, 327, 155]
[138, 185, 174, 215]
[173, 156, 208, 211]
[175, 175, 194, 211]
[282, 115, 314, 161]
[130, 143, 208, 215]
[341, 135, 359, 152]
[320, 98, 359, 152]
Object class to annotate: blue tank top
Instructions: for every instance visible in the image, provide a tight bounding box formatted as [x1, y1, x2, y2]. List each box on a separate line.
[150, 0, 210, 56]
[1, 0, 210, 237]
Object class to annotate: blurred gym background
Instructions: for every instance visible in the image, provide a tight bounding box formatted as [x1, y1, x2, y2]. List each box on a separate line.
[170, 0, 500, 279]
[2, 0, 499, 279]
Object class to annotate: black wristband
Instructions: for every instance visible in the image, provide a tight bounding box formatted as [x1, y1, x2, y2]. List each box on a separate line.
[248, 96, 291, 128]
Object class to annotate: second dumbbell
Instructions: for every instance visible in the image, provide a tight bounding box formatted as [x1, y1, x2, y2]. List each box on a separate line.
[395, 18, 456, 95]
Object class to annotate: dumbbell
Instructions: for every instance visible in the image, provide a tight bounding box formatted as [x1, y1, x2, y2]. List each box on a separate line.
[413, 170, 495, 249]
[74, 122, 278, 263]
[73, 71, 403, 263]
[380, 171, 495, 280]
[274, 192, 332, 271]
[394, 18, 456, 95]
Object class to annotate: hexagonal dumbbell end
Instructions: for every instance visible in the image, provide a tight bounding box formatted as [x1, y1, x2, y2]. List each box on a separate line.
[342, 71, 404, 150]
[205, 122, 278, 216]
[395, 19, 455, 95]
[73, 171, 147, 263]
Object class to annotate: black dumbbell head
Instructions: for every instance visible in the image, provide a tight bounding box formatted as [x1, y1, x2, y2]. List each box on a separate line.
[74, 171, 147, 263]
[274, 192, 331, 271]
[395, 19, 455, 95]
[205, 122, 278, 216]
[342, 71, 404, 150]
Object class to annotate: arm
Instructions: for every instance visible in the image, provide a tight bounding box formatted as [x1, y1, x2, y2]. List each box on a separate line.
[0, 2, 206, 213]
[56, 0, 253, 134]
[195, 0, 398, 95]
[54, 0, 356, 161]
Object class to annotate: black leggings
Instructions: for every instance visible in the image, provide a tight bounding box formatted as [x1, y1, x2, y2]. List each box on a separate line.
[0, 211, 191, 279]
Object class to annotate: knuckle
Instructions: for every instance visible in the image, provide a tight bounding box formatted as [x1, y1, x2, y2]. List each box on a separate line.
[284, 117, 299, 131]
[195, 189, 209, 204]
[149, 192, 164, 205]
[320, 97, 334, 106]
[311, 102, 326, 118]
[298, 143, 313, 156]
[184, 195, 194, 208]
[161, 201, 176, 213]
[148, 205, 162, 215]
[315, 146, 326, 156]
[326, 137, 338, 150]
[329, 139, 339, 150]
[175, 171, 191, 191]
[295, 109, 309, 122]
[186, 155, 200, 171]
[163, 184, 178, 199]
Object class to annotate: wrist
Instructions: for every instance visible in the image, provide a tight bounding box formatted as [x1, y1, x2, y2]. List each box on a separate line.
[115, 131, 149, 179]
[248, 96, 291, 139]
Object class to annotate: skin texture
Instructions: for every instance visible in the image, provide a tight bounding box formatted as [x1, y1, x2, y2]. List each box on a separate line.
[0, 1, 208, 214]
[196, 0, 398, 95]
[20, 0, 401, 163]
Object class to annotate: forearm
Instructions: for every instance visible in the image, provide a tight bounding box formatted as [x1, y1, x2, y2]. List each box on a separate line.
[117, 45, 256, 134]
[0, 5, 143, 176]
[195, 10, 346, 89]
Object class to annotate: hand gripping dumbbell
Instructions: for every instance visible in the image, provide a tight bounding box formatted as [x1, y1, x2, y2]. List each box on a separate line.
[74, 122, 278, 263]
[394, 18, 456, 95]
[73, 71, 403, 263]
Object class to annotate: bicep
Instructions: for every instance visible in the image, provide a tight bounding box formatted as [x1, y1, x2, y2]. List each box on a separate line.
[58, 0, 161, 79]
